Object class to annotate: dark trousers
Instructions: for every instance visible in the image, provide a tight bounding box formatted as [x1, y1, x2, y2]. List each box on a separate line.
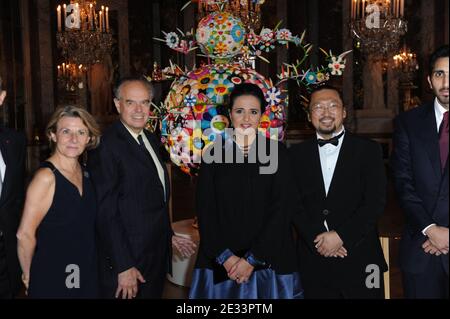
[403, 256, 449, 299]
[0, 232, 13, 299]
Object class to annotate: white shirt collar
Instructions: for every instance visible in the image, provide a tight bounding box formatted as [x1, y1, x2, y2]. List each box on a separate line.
[434, 98, 448, 132]
[121, 121, 143, 143]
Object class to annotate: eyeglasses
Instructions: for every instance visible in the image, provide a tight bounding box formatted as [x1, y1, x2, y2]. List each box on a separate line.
[118, 98, 151, 108]
[310, 102, 342, 115]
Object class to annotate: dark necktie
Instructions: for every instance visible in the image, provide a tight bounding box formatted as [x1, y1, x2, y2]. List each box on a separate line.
[137, 134, 155, 162]
[439, 111, 449, 171]
[318, 130, 345, 147]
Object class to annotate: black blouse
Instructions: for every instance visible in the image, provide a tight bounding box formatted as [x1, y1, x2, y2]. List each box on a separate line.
[194, 135, 298, 274]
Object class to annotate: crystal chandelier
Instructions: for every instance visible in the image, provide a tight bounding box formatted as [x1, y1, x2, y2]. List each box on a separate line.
[56, 0, 113, 67]
[393, 45, 419, 84]
[196, 0, 265, 32]
[57, 62, 87, 92]
[350, 0, 407, 57]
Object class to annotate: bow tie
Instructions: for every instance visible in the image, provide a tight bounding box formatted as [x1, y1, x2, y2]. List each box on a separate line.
[317, 131, 345, 147]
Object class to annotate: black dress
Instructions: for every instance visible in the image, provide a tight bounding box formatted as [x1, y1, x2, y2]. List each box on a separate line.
[28, 161, 98, 298]
[189, 135, 303, 299]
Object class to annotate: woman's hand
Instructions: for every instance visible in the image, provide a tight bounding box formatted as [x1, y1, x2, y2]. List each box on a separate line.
[223, 255, 241, 275]
[228, 258, 254, 284]
[22, 273, 29, 295]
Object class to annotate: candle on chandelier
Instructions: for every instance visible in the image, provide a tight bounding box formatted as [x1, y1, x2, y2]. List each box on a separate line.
[106, 7, 109, 33]
[356, 0, 360, 19]
[400, 0, 404, 17]
[362, 0, 365, 18]
[102, 6, 106, 31]
[63, 4, 66, 29]
[57, 5, 62, 32]
[99, 11, 103, 32]
[352, 0, 356, 19]
[89, 3, 94, 30]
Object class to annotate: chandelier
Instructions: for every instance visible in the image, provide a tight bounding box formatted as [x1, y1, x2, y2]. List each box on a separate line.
[393, 45, 419, 84]
[196, 0, 265, 32]
[56, 0, 113, 67]
[57, 62, 87, 92]
[350, 0, 407, 57]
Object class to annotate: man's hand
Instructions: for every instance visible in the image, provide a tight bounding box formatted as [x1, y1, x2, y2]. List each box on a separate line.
[332, 246, 348, 258]
[425, 226, 449, 251]
[314, 231, 345, 257]
[228, 258, 254, 284]
[116, 267, 146, 299]
[172, 235, 197, 258]
[423, 239, 449, 256]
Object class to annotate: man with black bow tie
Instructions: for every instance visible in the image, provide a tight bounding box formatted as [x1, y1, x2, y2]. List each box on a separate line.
[289, 85, 387, 299]
[0, 76, 26, 298]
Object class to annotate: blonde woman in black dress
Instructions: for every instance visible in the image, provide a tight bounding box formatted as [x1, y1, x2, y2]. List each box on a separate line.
[17, 106, 100, 298]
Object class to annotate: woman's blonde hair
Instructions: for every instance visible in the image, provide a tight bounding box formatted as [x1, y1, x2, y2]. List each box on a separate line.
[46, 106, 101, 152]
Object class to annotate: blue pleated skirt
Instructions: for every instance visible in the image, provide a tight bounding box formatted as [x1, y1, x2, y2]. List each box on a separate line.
[189, 268, 304, 299]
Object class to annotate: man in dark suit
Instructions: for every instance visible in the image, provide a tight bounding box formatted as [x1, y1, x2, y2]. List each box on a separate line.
[289, 85, 387, 299]
[88, 77, 195, 299]
[391, 45, 449, 299]
[0, 76, 26, 298]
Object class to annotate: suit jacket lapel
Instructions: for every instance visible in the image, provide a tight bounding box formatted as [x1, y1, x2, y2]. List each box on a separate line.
[144, 130, 170, 201]
[326, 133, 351, 199]
[115, 121, 162, 178]
[419, 104, 441, 179]
[308, 139, 327, 199]
[0, 130, 10, 203]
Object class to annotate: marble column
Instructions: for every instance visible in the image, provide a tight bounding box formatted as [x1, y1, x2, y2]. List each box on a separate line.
[356, 55, 395, 134]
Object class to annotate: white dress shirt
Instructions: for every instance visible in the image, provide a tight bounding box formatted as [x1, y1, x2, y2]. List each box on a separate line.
[0, 149, 5, 196]
[434, 98, 448, 133]
[422, 99, 448, 235]
[122, 123, 166, 197]
[317, 127, 346, 196]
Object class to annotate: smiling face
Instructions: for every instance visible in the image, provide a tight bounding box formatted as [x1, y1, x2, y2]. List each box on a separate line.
[230, 94, 262, 136]
[50, 116, 91, 159]
[114, 81, 152, 134]
[428, 57, 449, 109]
[309, 88, 347, 139]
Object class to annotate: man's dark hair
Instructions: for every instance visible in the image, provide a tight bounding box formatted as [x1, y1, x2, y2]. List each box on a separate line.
[228, 83, 267, 114]
[0, 75, 3, 91]
[308, 84, 344, 108]
[429, 45, 449, 76]
[113, 76, 153, 99]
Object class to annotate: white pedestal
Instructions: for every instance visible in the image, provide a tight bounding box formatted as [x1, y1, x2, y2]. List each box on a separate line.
[167, 219, 200, 287]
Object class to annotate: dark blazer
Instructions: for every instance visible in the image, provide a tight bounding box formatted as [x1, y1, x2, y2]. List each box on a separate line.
[391, 103, 449, 275]
[289, 133, 387, 296]
[0, 126, 26, 296]
[88, 121, 172, 297]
